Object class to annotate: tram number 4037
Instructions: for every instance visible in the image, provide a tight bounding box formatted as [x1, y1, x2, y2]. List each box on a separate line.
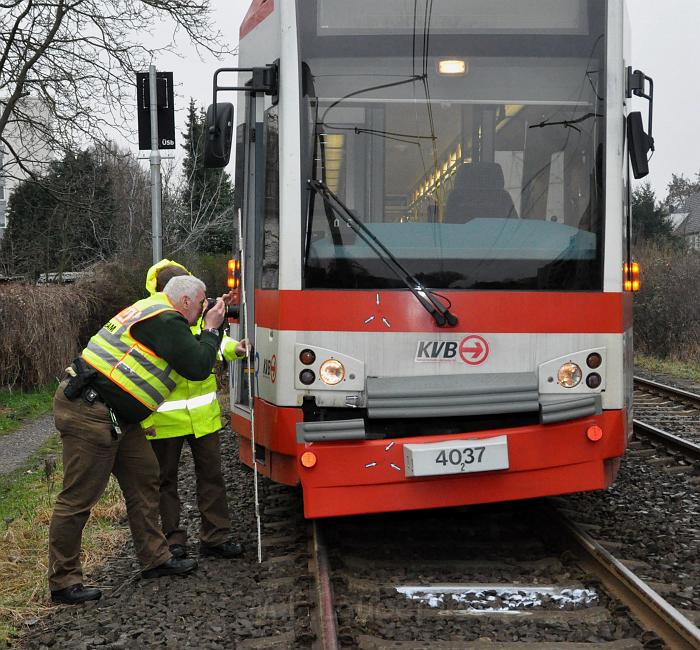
[436, 446, 485, 469]
[404, 437, 510, 477]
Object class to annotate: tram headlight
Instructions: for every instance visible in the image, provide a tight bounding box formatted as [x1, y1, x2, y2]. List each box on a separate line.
[557, 362, 582, 388]
[319, 359, 345, 385]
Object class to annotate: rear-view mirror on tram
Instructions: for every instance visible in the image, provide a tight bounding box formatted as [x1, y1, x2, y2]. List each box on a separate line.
[627, 111, 652, 180]
[204, 102, 234, 168]
[626, 67, 654, 180]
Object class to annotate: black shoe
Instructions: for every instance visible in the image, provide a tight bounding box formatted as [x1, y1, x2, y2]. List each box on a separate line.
[169, 543, 188, 559]
[141, 557, 198, 579]
[51, 584, 102, 605]
[200, 541, 243, 559]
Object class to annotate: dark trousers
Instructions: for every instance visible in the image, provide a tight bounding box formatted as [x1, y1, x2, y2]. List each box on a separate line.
[150, 432, 230, 547]
[48, 382, 170, 591]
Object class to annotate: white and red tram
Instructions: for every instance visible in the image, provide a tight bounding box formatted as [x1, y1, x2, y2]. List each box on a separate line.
[205, 0, 654, 518]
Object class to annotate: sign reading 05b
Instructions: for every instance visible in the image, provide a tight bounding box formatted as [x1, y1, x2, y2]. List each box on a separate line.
[136, 71, 176, 151]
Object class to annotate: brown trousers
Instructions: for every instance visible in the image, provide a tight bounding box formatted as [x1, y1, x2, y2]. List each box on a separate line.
[150, 432, 230, 547]
[48, 382, 171, 591]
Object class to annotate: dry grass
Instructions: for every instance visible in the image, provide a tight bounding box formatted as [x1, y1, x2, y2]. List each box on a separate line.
[0, 284, 98, 389]
[634, 244, 700, 362]
[0, 259, 148, 390]
[0, 459, 127, 644]
[636, 352, 700, 384]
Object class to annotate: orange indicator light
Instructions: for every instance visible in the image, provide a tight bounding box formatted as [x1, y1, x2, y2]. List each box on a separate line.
[586, 425, 603, 442]
[227, 258, 241, 289]
[623, 262, 640, 292]
[300, 451, 317, 468]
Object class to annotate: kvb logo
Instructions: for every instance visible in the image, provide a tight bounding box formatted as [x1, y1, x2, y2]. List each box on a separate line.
[415, 335, 490, 365]
[415, 340, 459, 361]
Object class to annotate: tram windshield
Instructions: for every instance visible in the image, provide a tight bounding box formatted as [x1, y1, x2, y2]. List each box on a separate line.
[299, 0, 606, 291]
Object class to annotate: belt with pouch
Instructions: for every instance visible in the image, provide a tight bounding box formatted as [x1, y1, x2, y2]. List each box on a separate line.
[82, 385, 122, 439]
[64, 361, 122, 439]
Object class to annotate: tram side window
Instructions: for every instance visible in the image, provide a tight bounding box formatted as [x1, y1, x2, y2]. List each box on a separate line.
[261, 107, 280, 289]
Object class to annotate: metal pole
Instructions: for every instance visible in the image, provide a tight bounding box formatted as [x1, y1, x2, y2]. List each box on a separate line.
[149, 65, 162, 263]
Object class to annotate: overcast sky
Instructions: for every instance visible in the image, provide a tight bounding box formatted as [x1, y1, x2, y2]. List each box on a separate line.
[152, 0, 699, 200]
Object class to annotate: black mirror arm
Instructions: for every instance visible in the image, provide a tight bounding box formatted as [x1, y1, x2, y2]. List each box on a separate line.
[209, 63, 280, 126]
[626, 67, 655, 151]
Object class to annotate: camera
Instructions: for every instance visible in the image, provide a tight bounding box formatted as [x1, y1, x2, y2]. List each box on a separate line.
[204, 297, 239, 320]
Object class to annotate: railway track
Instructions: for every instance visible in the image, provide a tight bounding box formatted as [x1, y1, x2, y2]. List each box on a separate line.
[632, 376, 700, 477]
[303, 381, 700, 649]
[633, 376, 700, 450]
[307, 501, 700, 649]
[20, 379, 698, 648]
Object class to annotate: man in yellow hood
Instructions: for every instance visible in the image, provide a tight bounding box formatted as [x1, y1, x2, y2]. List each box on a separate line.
[143, 259, 249, 559]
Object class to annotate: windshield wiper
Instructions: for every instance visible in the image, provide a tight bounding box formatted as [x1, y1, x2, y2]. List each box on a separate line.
[529, 113, 603, 134]
[307, 179, 458, 328]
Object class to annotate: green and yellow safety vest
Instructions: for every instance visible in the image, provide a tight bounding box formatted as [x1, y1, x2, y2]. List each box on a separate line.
[141, 329, 244, 439]
[142, 259, 245, 439]
[82, 293, 178, 410]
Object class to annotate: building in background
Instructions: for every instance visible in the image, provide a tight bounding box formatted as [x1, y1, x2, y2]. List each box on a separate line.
[0, 97, 52, 239]
[671, 193, 700, 251]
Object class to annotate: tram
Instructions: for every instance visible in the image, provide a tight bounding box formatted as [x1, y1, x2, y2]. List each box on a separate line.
[205, 0, 654, 518]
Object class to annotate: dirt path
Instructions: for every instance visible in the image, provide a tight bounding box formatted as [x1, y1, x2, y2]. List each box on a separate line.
[0, 414, 56, 475]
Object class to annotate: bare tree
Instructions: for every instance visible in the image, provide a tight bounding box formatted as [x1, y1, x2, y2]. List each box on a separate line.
[0, 0, 231, 180]
[663, 171, 700, 213]
[161, 99, 235, 255]
[161, 157, 235, 256]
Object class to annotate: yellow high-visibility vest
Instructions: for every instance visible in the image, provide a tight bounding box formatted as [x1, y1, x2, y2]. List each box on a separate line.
[141, 330, 245, 439]
[82, 293, 178, 410]
[141, 259, 245, 438]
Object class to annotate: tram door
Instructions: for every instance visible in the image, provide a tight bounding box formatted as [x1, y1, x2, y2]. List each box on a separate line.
[231, 91, 261, 412]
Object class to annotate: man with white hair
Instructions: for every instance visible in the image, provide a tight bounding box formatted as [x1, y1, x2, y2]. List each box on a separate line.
[143, 260, 249, 562]
[49, 274, 226, 605]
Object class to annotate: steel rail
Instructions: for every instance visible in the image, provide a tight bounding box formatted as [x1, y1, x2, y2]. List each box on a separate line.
[634, 376, 700, 407]
[553, 509, 700, 650]
[632, 419, 700, 462]
[310, 521, 339, 650]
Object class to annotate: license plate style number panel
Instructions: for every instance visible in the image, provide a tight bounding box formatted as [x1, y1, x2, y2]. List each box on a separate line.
[404, 436, 509, 478]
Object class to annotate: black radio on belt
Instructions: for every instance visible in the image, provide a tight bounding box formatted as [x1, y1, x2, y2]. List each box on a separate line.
[63, 358, 97, 401]
[82, 386, 99, 405]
